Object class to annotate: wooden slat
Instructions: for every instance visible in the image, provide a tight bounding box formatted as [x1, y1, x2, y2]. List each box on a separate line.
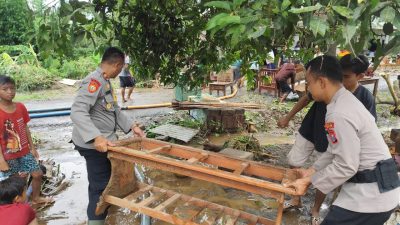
[234, 162, 249, 175]
[124, 186, 152, 201]
[146, 145, 171, 154]
[137, 191, 166, 207]
[154, 193, 181, 211]
[187, 153, 209, 164]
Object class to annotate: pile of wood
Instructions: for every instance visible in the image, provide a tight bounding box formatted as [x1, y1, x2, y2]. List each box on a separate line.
[171, 101, 261, 110]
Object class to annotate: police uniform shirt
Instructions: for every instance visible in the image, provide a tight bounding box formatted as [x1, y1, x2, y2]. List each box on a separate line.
[311, 87, 399, 213]
[71, 68, 133, 149]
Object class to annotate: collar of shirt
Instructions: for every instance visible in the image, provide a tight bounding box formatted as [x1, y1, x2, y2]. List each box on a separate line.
[327, 86, 346, 111]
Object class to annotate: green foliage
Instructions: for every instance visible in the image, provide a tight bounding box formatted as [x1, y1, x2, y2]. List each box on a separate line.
[93, 0, 236, 88]
[0, 0, 33, 45]
[58, 56, 99, 79]
[205, 0, 400, 67]
[0, 63, 55, 91]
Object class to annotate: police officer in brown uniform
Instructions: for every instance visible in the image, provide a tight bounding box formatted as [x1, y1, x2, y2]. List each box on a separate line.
[71, 47, 144, 225]
[285, 55, 399, 225]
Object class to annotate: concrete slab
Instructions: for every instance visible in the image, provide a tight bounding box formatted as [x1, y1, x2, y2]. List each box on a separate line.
[219, 148, 254, 160]
[150, 124, 199, 143]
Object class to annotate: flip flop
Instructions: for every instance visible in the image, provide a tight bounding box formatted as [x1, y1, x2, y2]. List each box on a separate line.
[283, 201, 301, 212]
[311, 216, 322, 225]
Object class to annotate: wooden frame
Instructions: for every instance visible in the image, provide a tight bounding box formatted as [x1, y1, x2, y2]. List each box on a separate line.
[359, 77, 379, 99]
[96, 137, 296, 225]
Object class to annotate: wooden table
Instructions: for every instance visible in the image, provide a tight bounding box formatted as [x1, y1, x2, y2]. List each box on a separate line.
[209, 82, 234, 96]
[359, 77, 379, 98]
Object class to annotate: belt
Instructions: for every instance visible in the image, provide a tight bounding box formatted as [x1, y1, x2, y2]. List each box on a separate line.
[347, 169, 377, 183]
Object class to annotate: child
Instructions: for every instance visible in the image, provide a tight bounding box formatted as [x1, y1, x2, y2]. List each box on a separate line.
[0, 175, 38, 225]
[277, 54, 375, 225]
[284, 55, 399, 225]
[0, 75, 52, 205]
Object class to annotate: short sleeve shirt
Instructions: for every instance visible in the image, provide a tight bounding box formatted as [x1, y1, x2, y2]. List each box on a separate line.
[0, 103, 31, 160]
[0, 203, 36, 225]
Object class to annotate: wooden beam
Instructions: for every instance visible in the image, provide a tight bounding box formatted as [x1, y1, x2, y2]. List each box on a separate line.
[124, 186, 152, 201]
[234, 162, 249, 175]
[154, 194, 181, 212]
[146, 145, 172, 154]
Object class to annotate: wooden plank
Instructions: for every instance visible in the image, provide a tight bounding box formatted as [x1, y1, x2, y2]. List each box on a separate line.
[154, 194, 181, 211]
[187, 153, 209, 164]
[234, 162, 249, 175]
[124, 186, 153, 201]
[146, 145, 171, 154]
[137, 191, 166, 207]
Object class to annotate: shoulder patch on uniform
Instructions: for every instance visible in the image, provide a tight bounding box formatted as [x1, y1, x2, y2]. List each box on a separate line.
[324, 122, 338, 144]
[88, 79, 101, 93]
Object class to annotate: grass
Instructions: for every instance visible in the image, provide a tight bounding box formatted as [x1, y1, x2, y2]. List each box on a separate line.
[14, 85, 77, 102]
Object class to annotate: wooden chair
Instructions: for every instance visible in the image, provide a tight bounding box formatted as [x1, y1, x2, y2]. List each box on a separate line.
[209, 69, 234, 96]
[258, 68, 280, 96]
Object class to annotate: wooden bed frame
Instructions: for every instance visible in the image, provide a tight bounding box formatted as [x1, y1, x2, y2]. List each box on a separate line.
[96, 137, 297, 225]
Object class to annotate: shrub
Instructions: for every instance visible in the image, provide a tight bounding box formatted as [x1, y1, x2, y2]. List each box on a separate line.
[5, 64, 55, 91]
[59, 56, 99, 79]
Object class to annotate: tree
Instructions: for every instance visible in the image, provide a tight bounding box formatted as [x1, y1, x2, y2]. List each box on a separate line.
[0, 0, 33, 45]
[205, 0, 400, 66]
[93, 0, 237, 87]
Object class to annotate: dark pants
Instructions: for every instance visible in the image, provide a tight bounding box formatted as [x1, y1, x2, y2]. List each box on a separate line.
[76, 146, 111, 220]
[277, 80, 292, 93]
[321, 206, 394, 225]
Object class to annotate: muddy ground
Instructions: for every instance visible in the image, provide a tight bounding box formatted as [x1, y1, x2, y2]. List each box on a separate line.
[24, 70, 400, 225]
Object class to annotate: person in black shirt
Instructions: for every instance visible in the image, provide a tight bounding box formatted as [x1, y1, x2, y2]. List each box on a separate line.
[277, 54, 375, 225]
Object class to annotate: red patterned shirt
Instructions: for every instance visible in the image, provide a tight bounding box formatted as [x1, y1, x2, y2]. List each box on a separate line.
[0, 103, 31, 160]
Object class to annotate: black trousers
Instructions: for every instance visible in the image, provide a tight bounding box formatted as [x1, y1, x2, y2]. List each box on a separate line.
[76, 146, 111, 220]
[321, 205, 395, 225]
[277, 80, 292, 93]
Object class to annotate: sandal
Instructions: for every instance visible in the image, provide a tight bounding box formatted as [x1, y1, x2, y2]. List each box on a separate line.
[311, 216, 322, 225]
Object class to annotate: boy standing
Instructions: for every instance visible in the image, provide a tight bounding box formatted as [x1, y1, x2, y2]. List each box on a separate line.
[0, 75, 52, 205]
[285, 55, 399, 225]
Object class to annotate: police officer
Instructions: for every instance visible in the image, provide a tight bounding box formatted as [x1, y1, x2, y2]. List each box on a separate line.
[285, 55, 399, 225]
[71, 47, 144, 225]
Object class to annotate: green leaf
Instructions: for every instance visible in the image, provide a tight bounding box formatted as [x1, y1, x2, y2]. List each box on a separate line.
[309, 17, 328, 36]
[241, 16, 259, 24]
[332, 6, 353, 18]
[206, 13, 229, 30]
[204, 1, 232, 11]
[343, 23, 357, 44]
[380, 7, 396, 22]
[233, 0, 246, 8]
[281, 0, 291, 11]
[393, 12, 400, 31]
[248, 25, 266, 38]
[289, 3, 322, 14]
[353, 5, 366, 20]
[216, 15, 241, 28]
